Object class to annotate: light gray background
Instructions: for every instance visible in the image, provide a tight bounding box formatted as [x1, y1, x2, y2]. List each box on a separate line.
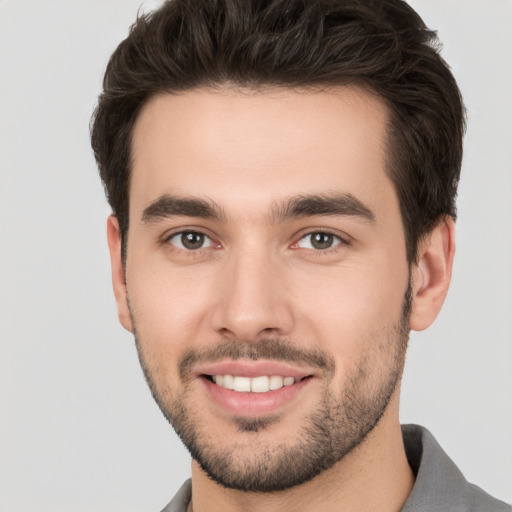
[0, 1, 510, 510]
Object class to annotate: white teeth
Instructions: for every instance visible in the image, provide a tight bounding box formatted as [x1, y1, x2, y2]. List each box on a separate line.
[211, 374, 299, 393]
[251, 376, 269, 393]
[233, 376, 251, 392]
[283, 377, 295, 387]
[222, 374, 234, 390]
[269, 375, 284, 390]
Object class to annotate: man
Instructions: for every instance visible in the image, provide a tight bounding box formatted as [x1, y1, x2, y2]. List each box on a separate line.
[90, 0, 510, 510]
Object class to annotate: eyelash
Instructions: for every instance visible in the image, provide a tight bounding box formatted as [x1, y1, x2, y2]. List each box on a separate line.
[162, 228, 350, 257]
[163, 230, 218, 255]
[293, 230, 349, 254]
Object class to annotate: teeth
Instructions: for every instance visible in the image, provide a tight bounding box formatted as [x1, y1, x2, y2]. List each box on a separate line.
[283, 377, 294, 386]
[251, 376, 269, 393]
[211, 374, 299, 392]
[269, 375, 283, 390]
[222, 374, 234, 390]
[233, 376, 251, 392]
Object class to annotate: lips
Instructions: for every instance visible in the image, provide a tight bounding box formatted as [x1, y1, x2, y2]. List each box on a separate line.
[195, 360, 314, 417]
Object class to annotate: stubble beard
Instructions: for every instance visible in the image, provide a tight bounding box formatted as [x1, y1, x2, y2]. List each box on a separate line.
[131, 285, 412, 493]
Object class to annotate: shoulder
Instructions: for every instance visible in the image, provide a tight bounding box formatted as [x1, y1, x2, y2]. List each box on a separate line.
[160, 479, 192, 512]
[466, 482, 512, 512]
[401, 424, 511, 512]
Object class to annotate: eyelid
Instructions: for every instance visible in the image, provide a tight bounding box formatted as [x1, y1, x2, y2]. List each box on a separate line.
[161, 227, 220, 250]
[159, 226, 351, 253]
[291, 228, 351, 251]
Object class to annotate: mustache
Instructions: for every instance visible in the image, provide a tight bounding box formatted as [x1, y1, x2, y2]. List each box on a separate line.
[178, 338, 336, 381]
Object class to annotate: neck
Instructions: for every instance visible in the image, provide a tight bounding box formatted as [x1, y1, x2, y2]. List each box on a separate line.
[188, 404, 414, 512]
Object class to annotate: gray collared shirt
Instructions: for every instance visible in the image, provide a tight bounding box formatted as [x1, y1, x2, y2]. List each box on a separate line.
[161, 424, 511, 511]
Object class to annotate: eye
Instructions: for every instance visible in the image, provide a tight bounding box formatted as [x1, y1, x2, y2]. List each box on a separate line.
[167, 231, 215, 250]
[296, 232, 343, 250]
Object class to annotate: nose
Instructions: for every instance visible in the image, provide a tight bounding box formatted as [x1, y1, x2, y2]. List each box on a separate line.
[210, 248, 295, 342]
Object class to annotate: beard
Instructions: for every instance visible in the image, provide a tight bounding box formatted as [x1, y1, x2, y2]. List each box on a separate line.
[131, 284, 412, 493]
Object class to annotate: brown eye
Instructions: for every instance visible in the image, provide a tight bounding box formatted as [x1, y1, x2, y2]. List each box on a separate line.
[168, 231, 213, 250]
[297, 232, 342, 250]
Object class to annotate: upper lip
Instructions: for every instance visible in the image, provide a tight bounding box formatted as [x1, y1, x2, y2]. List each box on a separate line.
[194, 360, 314, 379]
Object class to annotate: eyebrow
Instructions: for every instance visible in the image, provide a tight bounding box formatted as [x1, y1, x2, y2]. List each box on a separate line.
[141, 194, 226, 223]
[141, 192, 375, 225]
[272, 193, 375, 224]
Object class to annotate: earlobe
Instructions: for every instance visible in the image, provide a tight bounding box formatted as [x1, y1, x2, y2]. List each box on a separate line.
[409, 216, 456, 332]
[106, 216, 133, 333]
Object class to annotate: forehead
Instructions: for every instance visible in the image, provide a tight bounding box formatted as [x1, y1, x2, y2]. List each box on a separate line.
[130, 86, 396, 221]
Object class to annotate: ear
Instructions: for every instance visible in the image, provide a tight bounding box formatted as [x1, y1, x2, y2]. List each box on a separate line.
[409, 216, 456, 331]
[106, 216, 133, 333]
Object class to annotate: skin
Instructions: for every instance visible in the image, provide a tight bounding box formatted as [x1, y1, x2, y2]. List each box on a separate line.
[107, 86, 455, 512]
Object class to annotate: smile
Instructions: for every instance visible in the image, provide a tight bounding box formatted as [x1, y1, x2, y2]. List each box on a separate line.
[194, 360, 316, 416]
[210, 375, 299, 393]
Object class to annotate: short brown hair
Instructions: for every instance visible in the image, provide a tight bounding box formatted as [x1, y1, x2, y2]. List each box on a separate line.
[91, 0, 465, 263]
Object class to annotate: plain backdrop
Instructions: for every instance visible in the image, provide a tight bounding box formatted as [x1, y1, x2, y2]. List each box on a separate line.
[0, 1, 511, 510]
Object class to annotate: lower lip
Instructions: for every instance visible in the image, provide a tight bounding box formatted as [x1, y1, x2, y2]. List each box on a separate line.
[201, 377, 312, 417]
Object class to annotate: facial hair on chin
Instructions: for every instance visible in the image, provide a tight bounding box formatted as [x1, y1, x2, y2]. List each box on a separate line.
[130, 284, 412, 492]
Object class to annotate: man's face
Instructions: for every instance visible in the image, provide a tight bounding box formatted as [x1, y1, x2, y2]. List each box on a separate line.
[121, 86, 411, 491]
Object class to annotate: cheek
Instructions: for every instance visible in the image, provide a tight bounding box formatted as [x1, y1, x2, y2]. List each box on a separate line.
[290, 257, 409, 358]
[126, 257, 216, 357]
